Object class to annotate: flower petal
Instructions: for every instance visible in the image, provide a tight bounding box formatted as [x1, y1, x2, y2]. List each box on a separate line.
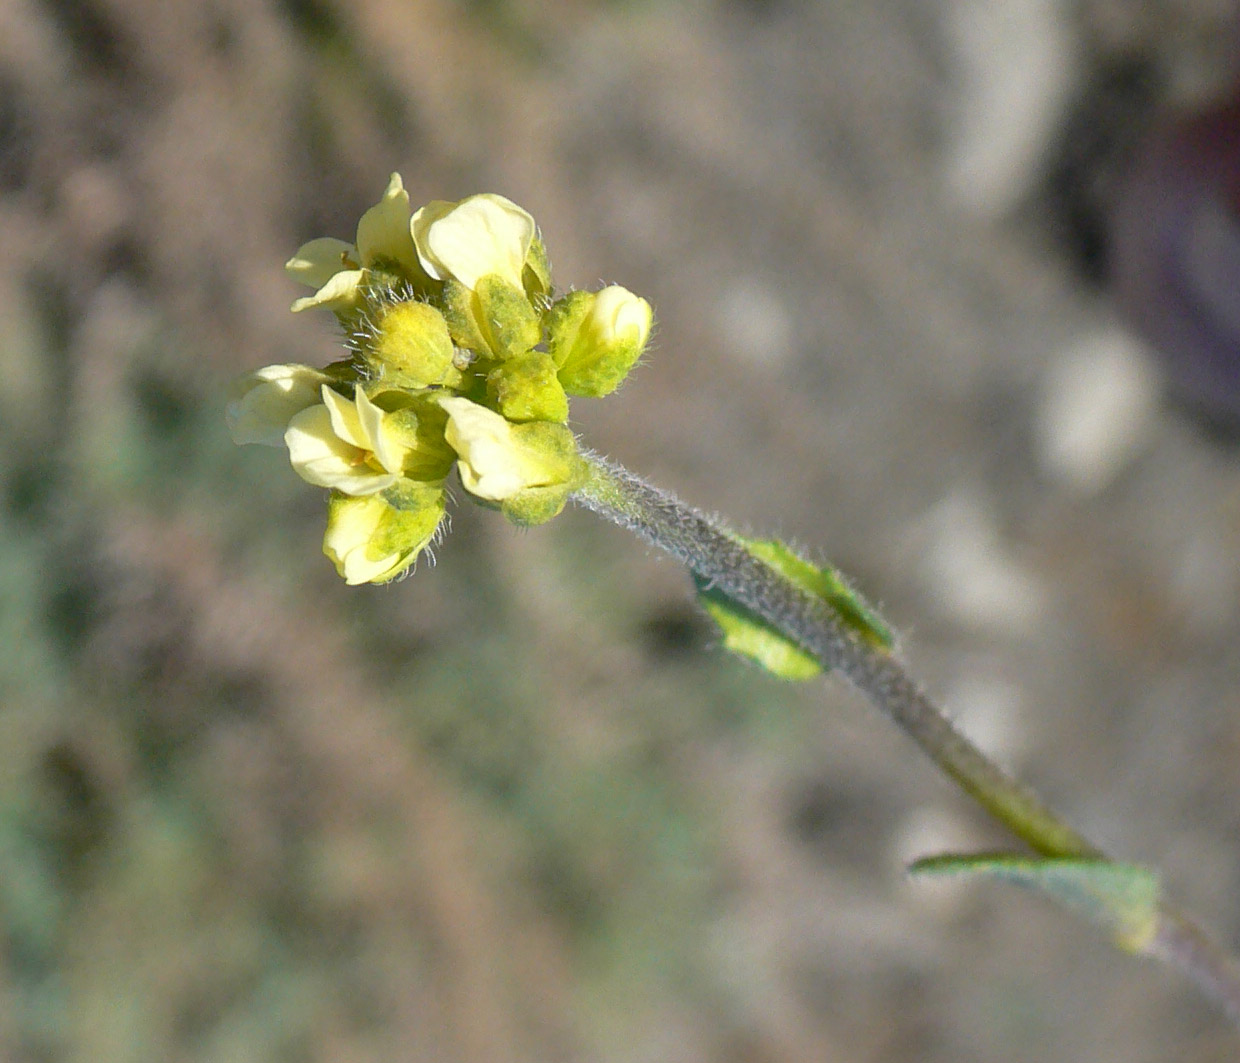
[412, 194, 535, 290]
[323, 495, 399, 585]
[440, 396, 530, 501]
[226, 363, 330, 446]
[290, 269, 366, 314]
[286, 404, 395, 495]
[321, 385, 370, 450]
[356, 173, 419, 273]
[355, 388, 408, 475]
[285, 238, 358, 288]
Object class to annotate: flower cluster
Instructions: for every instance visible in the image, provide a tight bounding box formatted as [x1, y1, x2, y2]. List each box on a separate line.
[228, 175, 652, 584]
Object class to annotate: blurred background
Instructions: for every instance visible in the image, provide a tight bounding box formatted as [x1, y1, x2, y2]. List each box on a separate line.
[4, 0, 1240, 1059]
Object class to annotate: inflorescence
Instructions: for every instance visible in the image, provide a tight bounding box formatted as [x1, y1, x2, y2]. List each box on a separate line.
[227, 175, 652, 583]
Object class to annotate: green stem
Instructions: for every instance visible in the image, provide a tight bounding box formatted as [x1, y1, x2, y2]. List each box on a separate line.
[571, 452, 1240, 1024]
[573, 452, 1095, 858]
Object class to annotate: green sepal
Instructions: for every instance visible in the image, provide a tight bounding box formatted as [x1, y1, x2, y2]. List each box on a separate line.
[694, 536, 892, 680]
[523, 236, 552, 300]
[908, 853, 1161, 954]
[475, 274, 541, 359]
[365, 389, 456, 482]
[497, 424, 586, 526]
[544, 290, 592, 362]
[374, 481, 448, 566]
[440, 279, 491, 357]
[321, 357, 365, 385]
[500, 482, 574, 526]
[486, 351, 570, 424]
[440, 276, 541, 363]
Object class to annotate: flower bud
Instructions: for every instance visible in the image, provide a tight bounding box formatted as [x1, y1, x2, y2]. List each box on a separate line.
[227, 364, 332, 446]
[362, 299, 456, 388]
[323, 481, 445, 585]
[546, 286, 653, 397]
[486, 351, 569, 424]
[439, 396, 583, 522]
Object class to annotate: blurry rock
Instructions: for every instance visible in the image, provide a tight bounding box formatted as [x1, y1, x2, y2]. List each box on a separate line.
[941, 0, 1079, 215]
[1035, 327, 1159, 494]
[916, 491, 1049, 634]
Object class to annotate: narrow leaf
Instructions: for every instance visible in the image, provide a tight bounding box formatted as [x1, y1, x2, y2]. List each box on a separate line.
[694, 535, 891, 680]
[908, 852, 1161, 953]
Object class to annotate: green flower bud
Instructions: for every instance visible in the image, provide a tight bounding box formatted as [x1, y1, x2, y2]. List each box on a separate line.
[546, 285, 653, 397]
[439, 396, 584, 524]
[440, 275, 541, 363]
[486, 351, 569, 424]
[362, 299, 456, 388]
[323, 481, 445, 585]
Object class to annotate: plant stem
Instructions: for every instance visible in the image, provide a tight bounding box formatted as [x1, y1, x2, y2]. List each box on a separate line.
[573, 452, 1095, 857]
[571, 451, 1240, 1023]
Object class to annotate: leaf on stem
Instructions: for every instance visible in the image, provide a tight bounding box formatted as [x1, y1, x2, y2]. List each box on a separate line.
[694, 536, 892, 680]
[907, 852, 1161, 953]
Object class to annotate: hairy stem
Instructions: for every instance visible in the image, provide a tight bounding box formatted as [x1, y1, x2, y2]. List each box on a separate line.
[574, 452, 1095, 857]
[571, 451, 1240, 1023]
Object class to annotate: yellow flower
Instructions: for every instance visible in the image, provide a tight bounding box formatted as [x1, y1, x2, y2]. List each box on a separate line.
[287, 173, 422, 314]
[285, 385, 411, 495]
[439, 396, 581, 506]
[588, 285, 653, 350]
[411, 194, 535, 292]
[323, 486, 445, 585]
[547, 285, 653, 397]
[226, 363, 332, 447]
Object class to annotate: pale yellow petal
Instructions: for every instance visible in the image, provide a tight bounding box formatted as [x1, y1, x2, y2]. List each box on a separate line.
[593, 285, 653, 344]
[226, 364, 330, 446]
[285, 238, 358, 288]
[321, 385, 370, 450]
[356, 173, 419, 273]
[412, 194, 534, 290]
[323, 495, 400, 585]
[355, 388, 408, 475]
[285, 405, 395, 495]
[440, 396, 528, 501]
[340, 546, 403, 585]
[290, 269, 365, 314]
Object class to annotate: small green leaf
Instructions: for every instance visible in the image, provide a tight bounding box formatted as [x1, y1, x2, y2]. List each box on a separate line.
[697, 589, 823, 680]
[694, 536, 892, 680]
[908, 853, 1161, 953]
[747, 538, 892, 649]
